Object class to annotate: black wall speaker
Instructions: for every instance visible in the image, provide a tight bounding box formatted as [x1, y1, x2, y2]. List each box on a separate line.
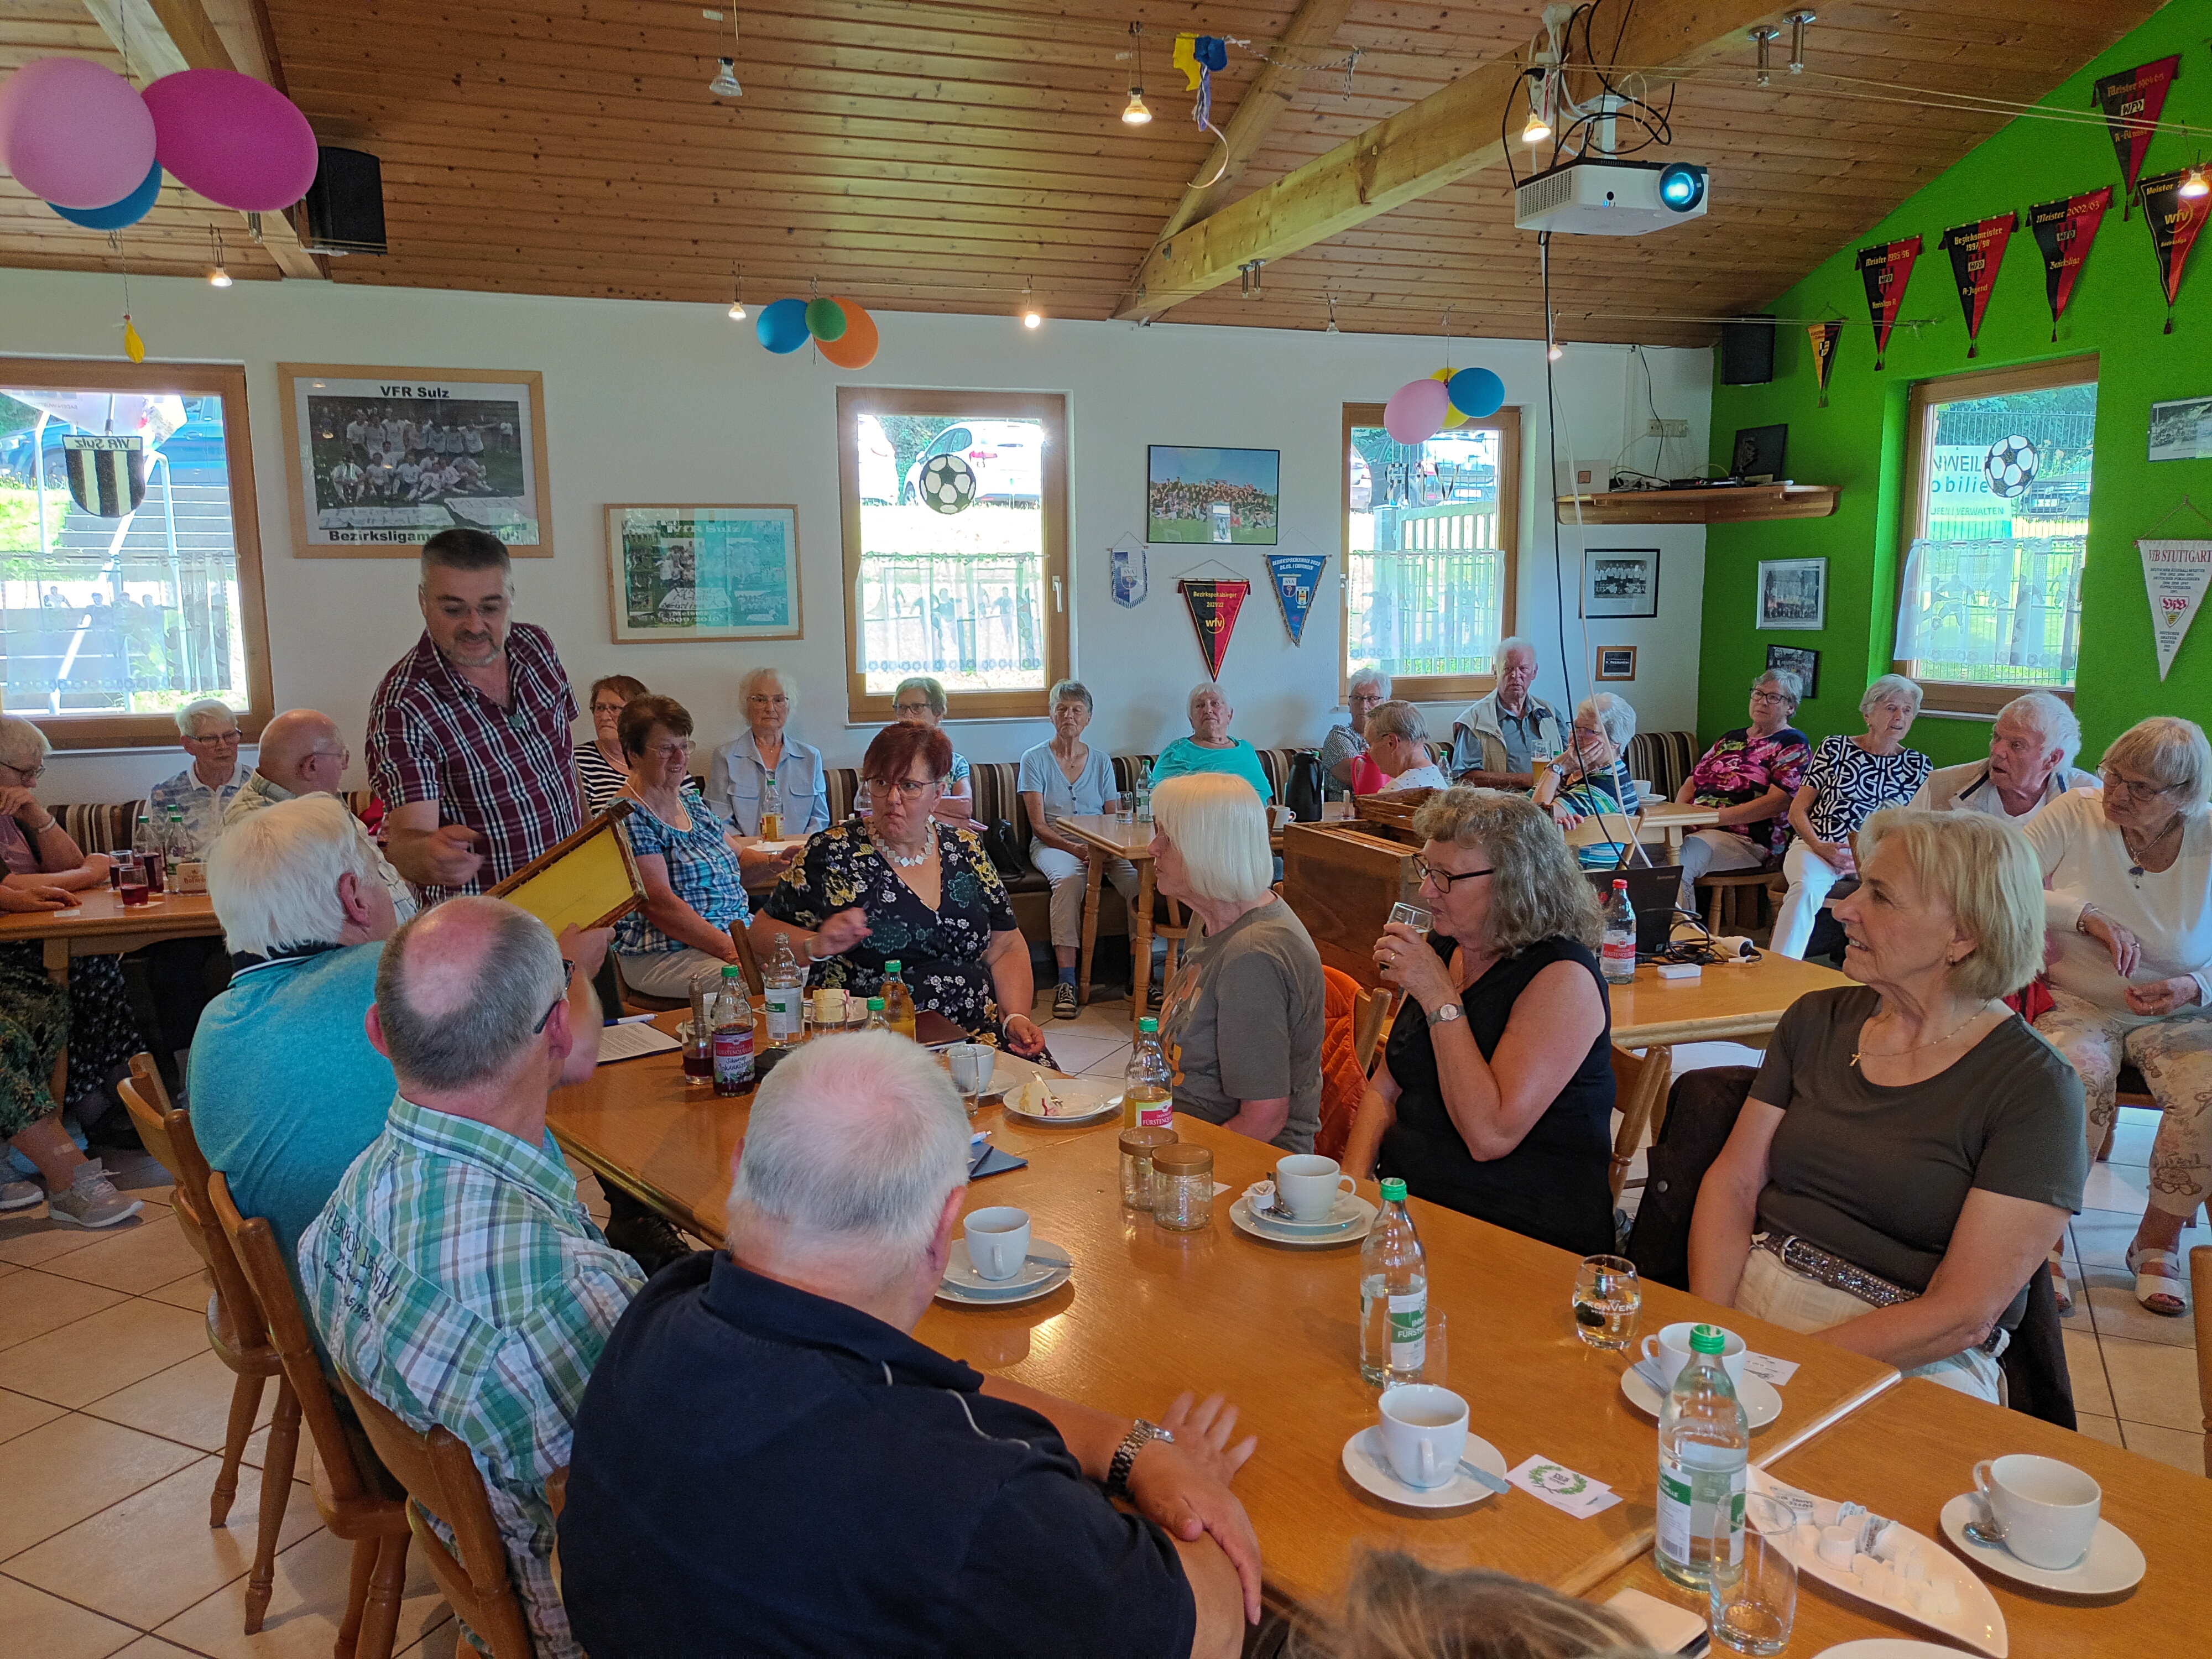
[1720, 317, 1776, 386]
[297, 148, 385, 256]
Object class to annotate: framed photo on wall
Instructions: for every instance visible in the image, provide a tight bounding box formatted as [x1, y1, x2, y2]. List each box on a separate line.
[1582, 549, 1660, 619]
[1756, 557, 1827, 630]
[606, 505, 802, 643]
[1594, 646, 1638, 682]
[1764, 643, 1820, 699]
[278, 364, 551, 557]
[1147, 445, 1280, 545]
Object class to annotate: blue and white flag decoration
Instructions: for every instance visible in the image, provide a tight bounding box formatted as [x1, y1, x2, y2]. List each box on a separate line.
[1266, 551, 1327, 645]
[1110, 544, 1147, 608]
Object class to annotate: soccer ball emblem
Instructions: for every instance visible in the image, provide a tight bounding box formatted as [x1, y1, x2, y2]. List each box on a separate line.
[920, 452, 978, 514]
[1983, 435, 2038, 498]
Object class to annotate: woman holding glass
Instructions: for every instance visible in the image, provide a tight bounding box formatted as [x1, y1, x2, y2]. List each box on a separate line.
[1018, 679, 1139, 1019]
[610, 695, 753, 999]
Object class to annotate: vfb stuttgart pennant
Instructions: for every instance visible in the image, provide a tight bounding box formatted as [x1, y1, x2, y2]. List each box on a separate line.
[62, 436, 148, 518]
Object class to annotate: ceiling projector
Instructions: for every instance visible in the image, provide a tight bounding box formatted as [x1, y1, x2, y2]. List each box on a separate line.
[1514, 158, 1708, 235]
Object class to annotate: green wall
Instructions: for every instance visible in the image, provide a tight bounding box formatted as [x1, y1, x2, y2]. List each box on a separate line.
[1703, 0, 2211, 766]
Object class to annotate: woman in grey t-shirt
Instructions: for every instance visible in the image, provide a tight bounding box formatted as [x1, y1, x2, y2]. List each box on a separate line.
[1689, 808, 2085, 1402]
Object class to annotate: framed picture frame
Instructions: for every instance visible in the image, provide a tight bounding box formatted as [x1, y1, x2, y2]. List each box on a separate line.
[1147, 445, 1280, 545]
[1764, 643, 1820, 700]
[606, 504, 802, 643]
[1730, 422, 1788, 483]
[278, 364, 551, 557]
[1756, 556, 1827, 630]
[1582, 549, 1660, 618]
[1594, 645, 1638, 682]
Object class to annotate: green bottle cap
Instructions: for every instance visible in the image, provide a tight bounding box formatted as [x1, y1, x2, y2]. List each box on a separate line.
[868, 997, 885, 1011]
[722, 964, 743, 978]
[885, 959, 902, 973]
[1379, 1177, 1407, 1203]
[1690, 1324, 1727, 1355]
[1138, 1017, 1159, 1034]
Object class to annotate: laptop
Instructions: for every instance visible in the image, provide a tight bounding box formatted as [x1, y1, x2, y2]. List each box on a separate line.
[1585, 863, 1685, 956]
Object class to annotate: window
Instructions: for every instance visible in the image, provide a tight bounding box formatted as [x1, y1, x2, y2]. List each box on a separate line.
[1342, 404, 1521, 702]
[0, 358, 272, 749]
[836, 388, 1068, 722]
[1893, 356, 2095, 714]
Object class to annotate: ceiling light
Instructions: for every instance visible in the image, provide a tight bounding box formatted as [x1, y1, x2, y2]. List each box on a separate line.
[1521, 71, 1551, 145]
[727, 269, 747, 320]
[709, 58, 741, 97]
[2182, 168, 2210, 201]
[207, 226, 231, 288]
[1021, 276, 1041, 328]
[1548, 341, 1564, 361]
[1325, 295, 1339, 334]
[1123, 88, 1152, 124]
[1121, 23, 1151, 126]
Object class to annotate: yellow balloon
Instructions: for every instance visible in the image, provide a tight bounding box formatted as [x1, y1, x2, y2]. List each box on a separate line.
[122, 316, 146, 364]
[1430, 366, 1468, 425]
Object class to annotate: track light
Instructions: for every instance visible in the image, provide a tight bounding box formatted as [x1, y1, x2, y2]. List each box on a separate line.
[2182, 168, 2210, 201]
[207, 226, 231, 288]
[709, 57, 741, 97]
[1021, 276, 1042, 328]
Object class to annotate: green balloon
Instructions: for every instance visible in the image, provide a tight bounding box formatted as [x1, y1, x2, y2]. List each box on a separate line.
[805, 298, 848, 342]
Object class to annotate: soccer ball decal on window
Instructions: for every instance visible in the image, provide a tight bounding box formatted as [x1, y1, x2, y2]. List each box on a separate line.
[920, 452, 978, 514]
[1983, 435, 2038, 498]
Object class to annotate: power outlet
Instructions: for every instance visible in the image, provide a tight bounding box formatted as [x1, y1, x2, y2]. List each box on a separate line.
[1647, 418, 1691, 438]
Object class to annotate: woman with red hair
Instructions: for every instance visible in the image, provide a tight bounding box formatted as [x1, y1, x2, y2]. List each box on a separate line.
[755, 722, 1046, 1055]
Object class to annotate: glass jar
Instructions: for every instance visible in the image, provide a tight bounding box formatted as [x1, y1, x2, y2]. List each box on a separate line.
[1150, 1141, 1214, 1232]
[1118, 1126, 1177, 1212]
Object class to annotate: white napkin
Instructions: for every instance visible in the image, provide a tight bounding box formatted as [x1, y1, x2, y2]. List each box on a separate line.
[1743, 1352, 1799, 1386]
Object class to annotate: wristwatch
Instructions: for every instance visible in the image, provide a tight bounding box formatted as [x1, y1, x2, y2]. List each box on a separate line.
[1103, 1418, 1174, 1500]
[1427, 1002, 1463, 1027]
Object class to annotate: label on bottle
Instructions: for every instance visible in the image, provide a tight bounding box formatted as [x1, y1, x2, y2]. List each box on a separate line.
[1656, 1449, 1745, 1571]
[1129, 1088, 1173, 1129]
[1387, 1290, 1426, 1371]
[712, 1025, 754, 1092]
[1601, 935, 1636, 978]
[765, 986, 803, 1040]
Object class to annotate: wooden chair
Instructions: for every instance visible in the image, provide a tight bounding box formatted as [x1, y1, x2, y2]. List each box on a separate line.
[2096, 1065, 2161, 1162]
[612, 957, 686, 1015]
[1696, 868, 1776, 933]
[1351, 986, 1395, 1076]
[338, 1378, 536, 1659]
[115, 1061, 298, 1634]
[207, 1172, 415, 1659]
[2192, 1247, 2211, 1477]
[729, 919, 765, 998]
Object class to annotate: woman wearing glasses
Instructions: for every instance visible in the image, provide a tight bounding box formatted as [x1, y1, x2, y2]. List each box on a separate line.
[1341, 789, 1616, 1255]
[2026, 716, 2212, 1316]
[575, 674, 647, 816]
[610, 696, 754, 1000]
[1672, 670, 1814, 913]
[704, 667, 828, 839]
[853, 676, 972, 822]
[757, 722, 1045, 1057]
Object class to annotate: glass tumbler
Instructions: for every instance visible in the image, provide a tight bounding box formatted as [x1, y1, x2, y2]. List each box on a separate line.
[1572, 1254, 1642, 1351]
[1709, 1494, 1796, 1656]
[1150, 1142, 1214, 1231]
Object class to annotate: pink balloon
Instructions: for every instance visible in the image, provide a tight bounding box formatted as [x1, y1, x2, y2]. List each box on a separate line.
[143, 69, 317, 213]
[0, 58, 156, 210]
[1384, 378, 1449, 445]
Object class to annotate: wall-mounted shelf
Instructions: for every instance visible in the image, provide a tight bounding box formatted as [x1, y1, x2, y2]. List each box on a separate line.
[1554, 484, 1839, 525]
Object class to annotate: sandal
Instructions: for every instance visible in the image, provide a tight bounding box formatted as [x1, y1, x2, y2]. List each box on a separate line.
[2047, 1251, 2075, 1316]
[2124, 1244, 2189, 1317]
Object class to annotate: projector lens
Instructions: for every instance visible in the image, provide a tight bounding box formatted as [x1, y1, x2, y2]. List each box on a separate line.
[1658, 164, 1705, 212]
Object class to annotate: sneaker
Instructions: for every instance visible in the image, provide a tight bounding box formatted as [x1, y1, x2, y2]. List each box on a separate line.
[0, 1176, 42, 1211]
[1053, 982, 1079, 1020]
[46, 1159, 144, 1229]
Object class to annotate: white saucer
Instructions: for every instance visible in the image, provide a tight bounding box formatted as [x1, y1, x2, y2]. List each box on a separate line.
[1938, 1494, 2146, 1595]
[1620, 1363, 1783, 1430]
[1814, 1643, 1972, 1658]
[1340, 1426, 1507, 1509]
[1238, 1184, 1368, 1234]
[1230, 1194, 1375, 1247]
[936, 1239, 1072, 1305]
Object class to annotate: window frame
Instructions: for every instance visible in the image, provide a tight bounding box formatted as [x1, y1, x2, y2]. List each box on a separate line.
[834, 385, 1069, 724]
[1340, 401, 1522, 704]
[1892, 353, 2096, 716]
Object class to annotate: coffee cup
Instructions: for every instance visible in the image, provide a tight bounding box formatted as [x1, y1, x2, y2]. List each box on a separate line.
[1972, 1454, 2100, 1570]
[1275, 1154, 1355, 1220]
[962, 1206, 1031, 1281]
[1640, 1321, 1747, 1389]
[1376, 1384, 1469, 1490]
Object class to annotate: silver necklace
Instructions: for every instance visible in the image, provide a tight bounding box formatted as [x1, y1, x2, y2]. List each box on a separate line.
[879, 822, 935, 869]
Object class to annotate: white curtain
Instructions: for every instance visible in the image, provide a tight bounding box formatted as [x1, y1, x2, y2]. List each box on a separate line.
[1893, 535, 2084, 687]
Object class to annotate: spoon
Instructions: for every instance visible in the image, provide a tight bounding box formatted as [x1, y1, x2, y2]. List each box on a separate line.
[1457, 1459, 1512, 1495]
[1961, 1499, 2007, 1550]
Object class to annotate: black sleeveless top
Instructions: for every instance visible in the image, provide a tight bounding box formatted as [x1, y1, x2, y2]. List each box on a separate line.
[1376, 933, 1617, 1256]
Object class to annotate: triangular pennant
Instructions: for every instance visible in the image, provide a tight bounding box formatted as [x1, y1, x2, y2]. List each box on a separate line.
[61, 435, 146, 518]
[1265, 552, 1328, 645]
[1178, 577, 1249, 679]
[1938, 215, 2016, 358]
[2137, 169, 2208, 332]
[2028, 187, 2111, 342]
[1806, 321, 1842, 406]
[2137, 538, 2212, 680]
[1855, 237, 1922, 369]
[2092, 55, 2180, 217]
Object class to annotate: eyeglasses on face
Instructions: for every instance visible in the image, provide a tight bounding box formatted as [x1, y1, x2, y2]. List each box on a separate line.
[1748, 689, 1790, 706]
[535, 960, 576, 1033]
[893, 701, 935, 716]
[591, 702, 627, 717]
[869, 775, 937, 800]
[748, 694, 790, 708]
[2101, 770, 2176, 801]
[1411, 854, 1495, 893]
[645, 739, 694, 762]
[186, 729, 243, 746]
[0, 758, 45, 782]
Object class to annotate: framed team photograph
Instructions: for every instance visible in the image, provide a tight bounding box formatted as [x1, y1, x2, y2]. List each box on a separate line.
[278, 364, 551, 557]
[1764, 644, 1820, 699]
[1146, 445, 1280, 545]
[1581, 549, 1660, 618]
[1756, 556, 1827, 630]
[606, 504, 802, 643]
[1594, 645, 1638, 682]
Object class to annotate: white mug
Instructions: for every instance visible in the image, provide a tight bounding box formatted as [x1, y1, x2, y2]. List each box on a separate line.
[946, 1044, 995, 1100]
[963, 1206, 1031, 1281]
[1275, 1154, 1356, 1220]
[1973, 1454, 2100, 1570]
[1640, 1321, 1747, 1389]
[1376, 1384, 1469, 1490]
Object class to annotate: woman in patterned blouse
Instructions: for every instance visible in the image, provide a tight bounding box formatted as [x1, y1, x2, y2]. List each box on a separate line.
[611, 695, 753, 1000]
[1771, 675, 1932, 958]
[759, 722, 1047, 1056]
[1673, 670, 1814, 912]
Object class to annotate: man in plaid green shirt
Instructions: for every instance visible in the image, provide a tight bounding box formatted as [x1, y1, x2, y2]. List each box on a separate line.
[300, 897, 639, 1659]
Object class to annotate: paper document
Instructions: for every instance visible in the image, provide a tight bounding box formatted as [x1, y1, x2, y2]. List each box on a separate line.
[596, 1021, 681, 1063]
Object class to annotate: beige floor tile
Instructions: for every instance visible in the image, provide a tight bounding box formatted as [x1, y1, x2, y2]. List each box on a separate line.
[2099, 1334, 2203, 1432]
[2072, 1209, 2210, 1269]
[2060, 1328, 2114, 1418]
[0, 1573, 141, 1659]
[393, 1625, 461, 1659]
[2117, 1418, 2207, 1475]
[0, 1217, 131, 1268]
[0, 1411, 202, 1560]
[0, 1269, 129, 1352]
[155, 1526, 453, 1659]
[82, 1349, 277, 1456]
[40, 1216, 204, 1296]
[0, 1297, 210, 1407]
[0, 1384, 66, 1446]
[1077, 1044, 1134, 1078]
[0, 1260, 19, 1282]
[1045, 1031, 1135, 1074]
[2079, 1161, 2149, 1215]
[144, 1273, 217, 1314]
[8, 1453, 321, 1629]
[2102, 1118, 2154, 1167]
[112, 1640, 219, 1657]
[2081, 1268, 2197, 1348]
[2074, 1412, 2124, 1447]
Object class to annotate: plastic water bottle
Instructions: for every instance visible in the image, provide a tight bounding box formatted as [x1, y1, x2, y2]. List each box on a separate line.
[1602, 878, 1637, 984]
[1655, 1324, 1750, 1589]
[1359, 1177, 1428, 1385]
[863, 996, 888, 1032]
[764, 933, 806, 1047]
[710, 964, 754, 1096]
[1123, 1016, 1173, 1129]
[1135, 759, 1154, 823]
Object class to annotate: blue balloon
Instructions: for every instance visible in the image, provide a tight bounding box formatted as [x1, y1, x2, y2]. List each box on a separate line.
[756, 298, 810, 354]
[1447, 366, 1505, 419]
[49, 161, 164, 231]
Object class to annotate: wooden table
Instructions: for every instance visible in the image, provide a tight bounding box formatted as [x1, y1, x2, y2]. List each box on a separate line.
[0, 888, 223, 982]
[1634, 801, 1720, 852]
[1590, 1378, 2207, 1657]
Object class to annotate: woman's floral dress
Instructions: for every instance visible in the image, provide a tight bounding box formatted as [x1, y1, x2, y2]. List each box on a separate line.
[1684, 725, 1812, 860]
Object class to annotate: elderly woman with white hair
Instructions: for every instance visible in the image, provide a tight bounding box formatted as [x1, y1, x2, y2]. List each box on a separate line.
[1770, 674, 1931, 958]
[1150, 685, 1275, 802]
[1321, 670, 1390, 790]
[706, 666, 829, 837]
[1531, 693, 1641, 868]
[2027, 716, 2212, 1316]
[1019, 680, 1140, 1019]
[148, 696, 250, 856]
[1150, 774, 1325, 1152]
[1912, 690, 2096, 822]
[1693, 809, 2085, 1400]
[1363, 702, 1449, 794]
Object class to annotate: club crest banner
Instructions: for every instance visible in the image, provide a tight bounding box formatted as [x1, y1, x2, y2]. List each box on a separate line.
[1178, 578, 1249, 680]
[1265, 552, 1327, 645]
[1938, 215, 2016, 358]
[2093, 55, 2180, 217]
[2137, 538, 2212, 680]
[2137, 169, 2208, 332]
[1806, 321, 1843, 406]
[1855, 237, 1922, 369]
[61, 435, 147, 518]
[2028, 188, 2111, 342]
[1109, 544, 1147, 608]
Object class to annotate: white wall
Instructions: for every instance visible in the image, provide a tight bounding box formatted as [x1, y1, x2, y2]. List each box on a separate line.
[0, 268, 1711, 802]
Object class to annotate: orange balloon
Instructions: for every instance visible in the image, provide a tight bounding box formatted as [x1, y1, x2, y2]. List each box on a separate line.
[816, 300, 878, 368]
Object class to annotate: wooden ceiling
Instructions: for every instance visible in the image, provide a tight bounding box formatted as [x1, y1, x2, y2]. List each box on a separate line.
[0, 1, 2165, 347]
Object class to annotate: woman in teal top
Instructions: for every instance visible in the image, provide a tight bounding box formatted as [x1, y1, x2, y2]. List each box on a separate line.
[1151, 682, 1274, 802]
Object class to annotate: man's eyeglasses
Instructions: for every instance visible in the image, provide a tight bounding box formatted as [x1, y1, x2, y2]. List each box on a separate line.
[534, 960, 576, 1033]
[1411, 855, 1494, 893]
[869, 775, 937, 800]
[185, 729, 242, 746]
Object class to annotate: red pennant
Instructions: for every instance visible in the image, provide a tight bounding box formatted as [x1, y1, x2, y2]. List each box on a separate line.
[2028, 187, 2111, 342]
[1855, 236, 1922, 370]
[1806, 321, 1841, 406]
[1177, 578, 1249, 680]
[1938, 215, 2016, 358]
[2093, 55, 2180, 217]
[2137, 169, 2208, 332]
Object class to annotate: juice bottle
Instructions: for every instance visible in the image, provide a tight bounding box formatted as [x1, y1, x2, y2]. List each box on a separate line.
[879, 960, 918, 1041]
[710, 964, 754, 1097]
[1122, 1017, 1173, 1129]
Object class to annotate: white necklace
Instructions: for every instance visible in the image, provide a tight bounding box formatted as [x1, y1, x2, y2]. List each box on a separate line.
[879, 822, 935, 869]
